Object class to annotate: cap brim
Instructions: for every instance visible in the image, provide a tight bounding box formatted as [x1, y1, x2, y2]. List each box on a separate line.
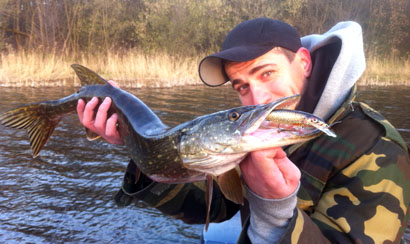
[199, 45, 274, 86]
[198, 57, 227, 87]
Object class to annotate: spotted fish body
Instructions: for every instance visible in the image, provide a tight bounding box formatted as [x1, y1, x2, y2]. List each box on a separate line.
[0, 64, 335, 230]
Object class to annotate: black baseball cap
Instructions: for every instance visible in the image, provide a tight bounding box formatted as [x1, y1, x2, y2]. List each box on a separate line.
[198, 18, 302, 87]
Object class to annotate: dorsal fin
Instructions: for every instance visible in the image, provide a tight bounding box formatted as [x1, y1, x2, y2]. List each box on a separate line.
[71, 64, 108, 86]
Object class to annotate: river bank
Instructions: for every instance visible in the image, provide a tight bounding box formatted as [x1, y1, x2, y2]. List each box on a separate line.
[0, 50, 409, 87]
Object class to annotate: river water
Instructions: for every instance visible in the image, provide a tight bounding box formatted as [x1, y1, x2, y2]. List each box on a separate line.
[0, 85, 409, 243]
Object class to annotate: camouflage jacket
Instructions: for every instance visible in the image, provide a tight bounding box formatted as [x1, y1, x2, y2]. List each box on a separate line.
[115, 89, 410, 243]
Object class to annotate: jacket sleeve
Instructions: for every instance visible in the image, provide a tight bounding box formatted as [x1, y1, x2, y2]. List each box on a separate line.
[114, 159, 240, 225]
[311, 137, 409, 243]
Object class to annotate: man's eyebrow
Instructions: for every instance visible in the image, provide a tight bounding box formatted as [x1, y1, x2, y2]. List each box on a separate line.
[249, 64, 276, 75]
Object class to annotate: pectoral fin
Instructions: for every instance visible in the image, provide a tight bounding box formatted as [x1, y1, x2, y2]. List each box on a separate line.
[205, 175, 213, 231]
[217, 168, 244, 205]
[85, 128, 101, 141]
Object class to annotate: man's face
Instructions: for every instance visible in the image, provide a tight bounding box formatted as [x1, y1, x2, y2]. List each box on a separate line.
[225, 48, 311, 107]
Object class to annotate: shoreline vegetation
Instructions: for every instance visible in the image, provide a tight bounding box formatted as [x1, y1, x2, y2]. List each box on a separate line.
[1, 0, 408, 87]
[0, 50, 202, 88]
[0, 50, 409, 88]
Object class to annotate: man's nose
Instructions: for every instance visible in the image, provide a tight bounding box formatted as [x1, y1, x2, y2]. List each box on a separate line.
[250, 85, 272, 105]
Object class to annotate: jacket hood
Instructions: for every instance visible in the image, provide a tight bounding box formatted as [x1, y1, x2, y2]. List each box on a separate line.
[296, 21, 366, 121]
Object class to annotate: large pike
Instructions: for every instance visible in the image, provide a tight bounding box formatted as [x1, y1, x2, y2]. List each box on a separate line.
[0, 64, 335, 229]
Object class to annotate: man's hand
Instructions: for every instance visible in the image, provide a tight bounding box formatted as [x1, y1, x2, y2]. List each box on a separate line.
[240, 147, 300, 199]
[76, 80, 124, 145]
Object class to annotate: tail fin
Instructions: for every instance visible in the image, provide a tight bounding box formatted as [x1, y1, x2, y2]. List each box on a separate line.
[71, 64, 108, 86]
[0, 104, 61, 158]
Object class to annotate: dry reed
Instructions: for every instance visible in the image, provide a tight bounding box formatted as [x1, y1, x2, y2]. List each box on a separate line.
[0, 50, 409, 87]
[359, 55, 410, 86]
[0, 50, 201, 88]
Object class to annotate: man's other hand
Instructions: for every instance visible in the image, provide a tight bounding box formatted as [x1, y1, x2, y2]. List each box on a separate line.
[76, 80, 124, 145]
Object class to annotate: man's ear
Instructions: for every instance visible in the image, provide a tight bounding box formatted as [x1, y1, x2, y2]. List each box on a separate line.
[296, 47, 312, 77]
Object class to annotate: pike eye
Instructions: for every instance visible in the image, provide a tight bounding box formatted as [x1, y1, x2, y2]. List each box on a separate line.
[229, 112, 240, 121]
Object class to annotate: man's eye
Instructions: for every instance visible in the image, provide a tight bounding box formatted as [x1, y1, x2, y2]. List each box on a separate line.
[262, 71, 272, 78]
[239, 84, 248, 90]
[236, 84, 249, 94]
[234, 84, 249, 92]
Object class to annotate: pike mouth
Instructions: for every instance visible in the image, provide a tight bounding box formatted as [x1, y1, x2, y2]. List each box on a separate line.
[238, 94, 302, 136]
[239, 102, 281, 135]
[236, 101, 323, 152]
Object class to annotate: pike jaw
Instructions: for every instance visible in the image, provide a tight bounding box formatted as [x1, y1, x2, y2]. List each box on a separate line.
[179, 100, 321, 176]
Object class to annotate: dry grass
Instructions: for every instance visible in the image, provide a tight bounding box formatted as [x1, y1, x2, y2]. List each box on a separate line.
[91, 51, 202, 88]
[0, 51, 72, 87]
[0, 50, 409, 87]
[359, 55, 410, 86]
[0, 50, 201, 87]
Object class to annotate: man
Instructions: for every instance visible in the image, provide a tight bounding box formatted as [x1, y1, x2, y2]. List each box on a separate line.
[77, 18, 410, 243]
